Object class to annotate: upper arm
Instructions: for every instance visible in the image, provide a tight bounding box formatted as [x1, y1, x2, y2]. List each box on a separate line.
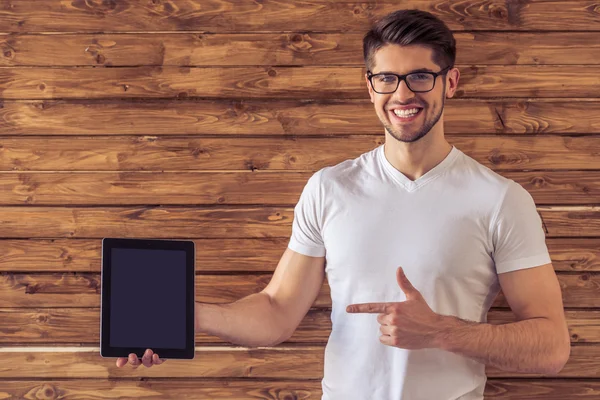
[498, 263, 568, 333]
[261, 248, 325, 337]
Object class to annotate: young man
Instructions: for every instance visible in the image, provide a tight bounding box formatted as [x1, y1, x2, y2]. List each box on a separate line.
[118, 9, 570, 400]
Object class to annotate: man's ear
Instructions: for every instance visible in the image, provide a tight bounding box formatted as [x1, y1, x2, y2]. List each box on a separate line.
[445, 67, 460, 99]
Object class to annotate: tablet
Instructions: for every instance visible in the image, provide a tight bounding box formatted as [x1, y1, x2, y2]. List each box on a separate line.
[100, 238, 195, 359]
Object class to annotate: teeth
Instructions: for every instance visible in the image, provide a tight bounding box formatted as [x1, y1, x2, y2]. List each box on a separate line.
[393, 108, 420, 117]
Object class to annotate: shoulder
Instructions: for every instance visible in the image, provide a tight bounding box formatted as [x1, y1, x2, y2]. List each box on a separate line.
[454, 148, 514, 195]
[298, 146, 379, 200]
[321, 145, 380, 181]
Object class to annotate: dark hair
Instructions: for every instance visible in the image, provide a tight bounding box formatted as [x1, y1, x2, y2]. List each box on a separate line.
[363, 9, 456, 73]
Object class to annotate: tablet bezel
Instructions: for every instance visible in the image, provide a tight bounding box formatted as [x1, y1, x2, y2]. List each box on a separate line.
[100, 238, 195, 359]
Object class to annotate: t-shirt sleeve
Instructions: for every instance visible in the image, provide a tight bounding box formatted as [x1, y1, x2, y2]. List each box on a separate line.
[491, 181, 552, 274]
[287, 169, 326, 257]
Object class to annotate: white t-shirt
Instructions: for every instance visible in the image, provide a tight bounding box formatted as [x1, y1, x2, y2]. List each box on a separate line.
[287, 144, 551, 400]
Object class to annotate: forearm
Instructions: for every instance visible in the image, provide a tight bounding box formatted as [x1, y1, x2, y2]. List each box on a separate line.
[195, 292, 290, 348]
[435, 315, 570, 375]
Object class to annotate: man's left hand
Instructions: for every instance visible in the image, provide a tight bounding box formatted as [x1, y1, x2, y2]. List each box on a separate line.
[346, 267, 446, 350]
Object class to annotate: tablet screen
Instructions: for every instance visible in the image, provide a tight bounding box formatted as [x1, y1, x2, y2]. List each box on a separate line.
[109, 248, 187, 349]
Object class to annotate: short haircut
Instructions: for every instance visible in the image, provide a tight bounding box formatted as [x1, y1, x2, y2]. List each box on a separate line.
[363, 9, 456, 72]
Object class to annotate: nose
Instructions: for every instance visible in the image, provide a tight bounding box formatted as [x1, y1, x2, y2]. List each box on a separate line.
[391, 79, 417, 102]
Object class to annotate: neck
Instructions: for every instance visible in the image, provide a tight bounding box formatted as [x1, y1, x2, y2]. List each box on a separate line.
[383, 130, 452, 181]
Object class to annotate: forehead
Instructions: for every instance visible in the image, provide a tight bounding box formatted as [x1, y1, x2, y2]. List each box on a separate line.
[371, 44, 438, 74]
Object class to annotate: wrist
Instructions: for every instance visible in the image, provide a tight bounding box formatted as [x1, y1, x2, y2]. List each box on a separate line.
[433, 314, 461, 351]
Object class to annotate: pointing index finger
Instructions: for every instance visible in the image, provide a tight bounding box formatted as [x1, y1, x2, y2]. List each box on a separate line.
[346, 303, 389, 313]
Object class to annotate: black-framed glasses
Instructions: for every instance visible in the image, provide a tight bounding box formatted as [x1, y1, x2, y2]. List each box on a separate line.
[367, 66, 452, 94]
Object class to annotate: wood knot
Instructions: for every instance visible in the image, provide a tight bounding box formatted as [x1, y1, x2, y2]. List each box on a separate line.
[191, 148, 206, 158]
[268, 69, 277, 77]
[531, 177, 546, 187]
[102, 0, 118, 10]
[25, 284, 40, 294]
[488, 152, 506, 165]
[267, 212, 283, 221]
[491, 6, 506, 19]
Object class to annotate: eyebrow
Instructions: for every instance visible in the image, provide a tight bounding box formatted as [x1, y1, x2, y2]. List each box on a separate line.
[375, 68, 434, 74]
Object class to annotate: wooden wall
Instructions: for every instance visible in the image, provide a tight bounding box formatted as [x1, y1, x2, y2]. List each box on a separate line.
[1, 0, 600, 398]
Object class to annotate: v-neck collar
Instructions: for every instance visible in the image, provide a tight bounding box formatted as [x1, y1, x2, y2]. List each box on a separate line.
[378, 144, 460, 192]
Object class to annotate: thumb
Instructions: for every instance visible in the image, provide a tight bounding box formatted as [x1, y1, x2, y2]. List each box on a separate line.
[396, 267, 420, 299]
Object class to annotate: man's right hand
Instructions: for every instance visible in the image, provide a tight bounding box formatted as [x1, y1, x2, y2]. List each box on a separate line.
[116, 348, 166, 368]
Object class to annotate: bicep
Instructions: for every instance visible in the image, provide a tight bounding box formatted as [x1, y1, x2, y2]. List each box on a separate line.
[498, 263, 565, 324]
[262, 248, 325, 330]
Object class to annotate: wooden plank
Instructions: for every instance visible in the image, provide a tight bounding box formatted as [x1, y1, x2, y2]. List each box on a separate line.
[0, 170, 598, 206]
[1, 379, 599, 399]
[0, 272, 597, 308]
[1, 238, 597, 273]
[3, 32, 600, 67]
[1, 66, 600, 100]
[0, 238, 289, 273]
[1, 136, 600, 171]
[0, 346, 598, 378]
[1, 1, 599, 32]
[0, 206, 295, 239]
[2, 99, 600, 136]
[0, 380, 323, 400]
[546, 239, 600, 272]
[0, 206, 597, 238]
[483, 379, 600, 399]
[0, 308, 597, 345]
[539, 207, 600, 237]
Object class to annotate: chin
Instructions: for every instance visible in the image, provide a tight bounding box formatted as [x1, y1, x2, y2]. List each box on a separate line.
[386, 127, 429, 144]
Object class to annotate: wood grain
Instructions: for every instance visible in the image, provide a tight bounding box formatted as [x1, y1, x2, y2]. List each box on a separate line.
[0, 206, 597, 238]
[0, 272, 597, 308]
[0, 308, 597, 345]
[0, 171, 598, 206]
[1, 379, 599, 399]
[2, 99, 600, 135]
[0, 238, 288, 273]
[0, 346, 598, 378]
[1, 0, 599, 32]
[1, 0, 598, 395]
[1, 66, 600, 99]
[3, 32, 600, 66]
[1, 136, 600, 171]
[0, 380, 323, 400]
[483, 379, 600, 399]
[1, 238, 598, 273]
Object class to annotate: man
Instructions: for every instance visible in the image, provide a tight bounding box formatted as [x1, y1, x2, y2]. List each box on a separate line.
[117, 9, 570, 400]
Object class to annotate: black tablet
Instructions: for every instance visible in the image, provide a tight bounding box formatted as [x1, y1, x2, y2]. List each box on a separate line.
[100, 238, 195, 359]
